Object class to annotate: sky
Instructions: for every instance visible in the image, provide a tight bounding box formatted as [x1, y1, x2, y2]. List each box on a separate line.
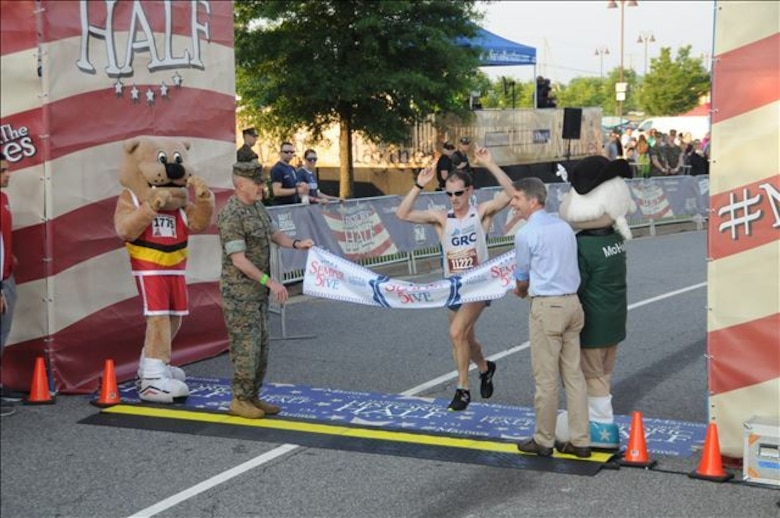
[479, 0, 716, 84]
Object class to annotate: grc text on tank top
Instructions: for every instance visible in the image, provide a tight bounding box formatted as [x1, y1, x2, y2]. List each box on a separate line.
[441, 206, 488, 277]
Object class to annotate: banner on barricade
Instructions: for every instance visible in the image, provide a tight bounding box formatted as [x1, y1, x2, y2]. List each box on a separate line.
[273, 176, 709, 277]
[303, 246, 516, 308]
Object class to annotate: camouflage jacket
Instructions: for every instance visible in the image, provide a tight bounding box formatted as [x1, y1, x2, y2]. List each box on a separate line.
[218, 194, 276, 299]
[236, 143, 259, 163]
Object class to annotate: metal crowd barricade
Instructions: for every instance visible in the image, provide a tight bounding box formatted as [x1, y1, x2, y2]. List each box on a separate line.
[269, 243, 316, 341]
[267, 175, 709, 332]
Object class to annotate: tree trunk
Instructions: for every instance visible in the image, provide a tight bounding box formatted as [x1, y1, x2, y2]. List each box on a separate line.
[338, 111, 354, 199]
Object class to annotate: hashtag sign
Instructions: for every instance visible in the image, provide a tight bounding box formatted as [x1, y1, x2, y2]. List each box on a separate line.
[718, 188, 762, 240]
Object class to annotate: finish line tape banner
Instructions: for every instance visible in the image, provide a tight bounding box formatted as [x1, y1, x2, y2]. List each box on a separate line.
[303, 246, 516, 308]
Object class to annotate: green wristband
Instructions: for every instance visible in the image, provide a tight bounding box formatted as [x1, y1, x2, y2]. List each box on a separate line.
[260, 273, 269, 285]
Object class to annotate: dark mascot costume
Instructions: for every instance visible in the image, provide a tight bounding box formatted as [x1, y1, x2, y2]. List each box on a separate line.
[114, 137, 215, 403]
[556, 156, 635, 450]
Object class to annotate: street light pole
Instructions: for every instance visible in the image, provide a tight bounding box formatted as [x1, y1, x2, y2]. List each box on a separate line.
[608, 0, 637, 122]
[595, 46, 610, 78]
[637, 31, 655, 75]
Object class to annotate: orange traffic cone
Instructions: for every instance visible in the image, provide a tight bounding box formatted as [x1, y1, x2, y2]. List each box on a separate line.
[620, 411, 657, 468]
[24, 356, 55, 405]
[91, 359, 121, 407]
[689, 423, 733, 482]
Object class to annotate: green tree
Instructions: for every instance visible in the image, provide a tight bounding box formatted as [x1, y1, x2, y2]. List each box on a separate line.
[235, 1, 484, 198]
[477, 76, 534, 109]
[554, 76, 608, 109]
[638, 46, 710, 115]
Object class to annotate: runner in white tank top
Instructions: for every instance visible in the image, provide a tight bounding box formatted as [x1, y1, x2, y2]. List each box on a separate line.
[395, 147, 515, 411]
[441, 205, 489, 278]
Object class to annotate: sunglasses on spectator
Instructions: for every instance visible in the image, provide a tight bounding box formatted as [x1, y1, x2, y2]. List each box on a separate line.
[282, 149, 295, 154]
[446, 190, 467, 197]
[306, 156, 317, 162]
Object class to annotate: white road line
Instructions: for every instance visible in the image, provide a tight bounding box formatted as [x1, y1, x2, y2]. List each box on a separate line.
[128, 444, 299, 518]
[627, 282, 706, 310]
[129, 281, 707, 517]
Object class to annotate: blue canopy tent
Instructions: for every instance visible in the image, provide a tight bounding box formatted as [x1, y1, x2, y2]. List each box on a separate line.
[458, 28, 538, 107]
[463, 28, 537, 67]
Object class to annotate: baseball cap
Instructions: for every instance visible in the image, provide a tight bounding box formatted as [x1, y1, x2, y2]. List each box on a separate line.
[459, 136, 471, 145]
[242, 127, 258, 137]
[232, 160, 263, 183]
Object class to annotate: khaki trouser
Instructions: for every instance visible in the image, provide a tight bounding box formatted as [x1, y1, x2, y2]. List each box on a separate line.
[529, 295, 589, 448]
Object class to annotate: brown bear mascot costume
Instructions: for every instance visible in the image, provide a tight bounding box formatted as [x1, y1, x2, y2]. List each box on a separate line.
[114, 137, 215, 403]
[556, 155, 635, 450]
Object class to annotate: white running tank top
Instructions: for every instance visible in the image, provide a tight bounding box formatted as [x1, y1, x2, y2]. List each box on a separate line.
[441, 206, 489, 277]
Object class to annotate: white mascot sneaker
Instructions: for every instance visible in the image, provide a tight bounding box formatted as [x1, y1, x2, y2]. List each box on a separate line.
[587, 395, 620, 450]
[135, 352, 186, 390]
[138, 358, 189, 403]
[555, 410, 621, 451]
[589, 421, 620, 450]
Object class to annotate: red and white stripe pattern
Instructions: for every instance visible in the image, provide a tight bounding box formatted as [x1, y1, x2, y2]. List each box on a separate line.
[1, 0, 235, 393]
[708, 1, 780, 457]
[321, 203, 399, 260]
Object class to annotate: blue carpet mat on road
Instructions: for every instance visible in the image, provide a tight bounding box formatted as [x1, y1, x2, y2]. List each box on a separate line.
[110, 377, 705, 458]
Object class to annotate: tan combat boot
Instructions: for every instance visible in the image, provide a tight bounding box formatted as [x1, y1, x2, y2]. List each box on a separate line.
[228, 398, 265, 419]
[250, 397, 281, 415]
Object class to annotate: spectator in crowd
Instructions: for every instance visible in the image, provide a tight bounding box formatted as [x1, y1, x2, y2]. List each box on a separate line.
[435, 141, 456, 191]
[649, 134, 668, 176]
[684, 144, 710, 175]
[620, 127, 633, 151]
[635, 135, 651, 178]
[237, 127, 260, 163]
[271, 142, 308, 205]
[604, 131, 621, 161]
[624, 137, 638, 163]
[700, 131, 711, 160]
[394, 147, 513, 411]
[647, 128, 659, 148]
[0, 152, 19, 417]
[510, 176, 590, 458]
[296, 149, 340, 203]
[218, 161, 314, 419]
[664, 131, 684, 175]
[451, 137, 473, 176]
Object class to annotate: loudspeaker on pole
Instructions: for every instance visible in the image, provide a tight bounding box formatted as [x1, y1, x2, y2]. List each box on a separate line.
[562, 107, 583, 140]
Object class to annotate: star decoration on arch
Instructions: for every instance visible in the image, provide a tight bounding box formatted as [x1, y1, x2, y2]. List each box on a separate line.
[172, 72, 183, 88]
[130, 85, 140, 103]
[160, 82, 169, 97]
[145, 88, 155, 104]
[113, 79, 124, 97]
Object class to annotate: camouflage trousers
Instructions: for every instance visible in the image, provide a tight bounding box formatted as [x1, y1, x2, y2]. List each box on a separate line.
[222, 296, 270, 400]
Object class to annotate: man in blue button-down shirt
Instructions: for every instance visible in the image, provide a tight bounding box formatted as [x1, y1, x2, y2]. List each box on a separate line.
[510, 177, 591, 458]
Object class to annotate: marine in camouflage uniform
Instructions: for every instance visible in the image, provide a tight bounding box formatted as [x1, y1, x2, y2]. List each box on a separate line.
[218, 160, 313, 419]
[237, 127, 259, 163]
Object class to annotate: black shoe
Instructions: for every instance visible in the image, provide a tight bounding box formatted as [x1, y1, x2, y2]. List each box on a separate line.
[555, 441, 592, 458]
[517, 438, 552, 457]
[447, 388, 470, 411]
[0, 387, 24, 403]
[479, 361, 496, 399]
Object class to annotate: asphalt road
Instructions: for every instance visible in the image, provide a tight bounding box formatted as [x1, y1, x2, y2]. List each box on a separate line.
[2, 229, 778, 518]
